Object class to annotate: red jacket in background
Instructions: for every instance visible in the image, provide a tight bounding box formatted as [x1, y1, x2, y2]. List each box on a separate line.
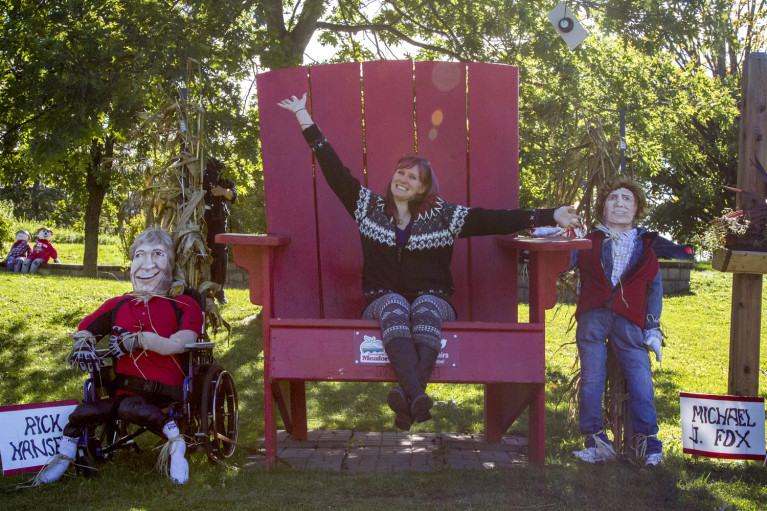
[29, 240, 58, 262]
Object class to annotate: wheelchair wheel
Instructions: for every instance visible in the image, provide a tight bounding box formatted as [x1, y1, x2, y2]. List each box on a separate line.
[199, 363, 239, 461]
[79, 417, 141, 476]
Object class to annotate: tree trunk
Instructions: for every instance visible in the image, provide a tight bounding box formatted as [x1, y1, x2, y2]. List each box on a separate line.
[82, 136, 114, 278]
[261, 0, 323, 69]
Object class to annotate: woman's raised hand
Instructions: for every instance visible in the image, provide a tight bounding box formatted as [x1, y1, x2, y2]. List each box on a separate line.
[278, 93, 313, 129]
[553, 205, 583, 230]
[277, 93, 308, 114]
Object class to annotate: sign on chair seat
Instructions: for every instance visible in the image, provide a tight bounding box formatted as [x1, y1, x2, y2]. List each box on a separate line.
[218, 60, 589, 468]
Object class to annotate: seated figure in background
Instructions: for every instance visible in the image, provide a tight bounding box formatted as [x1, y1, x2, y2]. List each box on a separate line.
[5, 230, 31, 272]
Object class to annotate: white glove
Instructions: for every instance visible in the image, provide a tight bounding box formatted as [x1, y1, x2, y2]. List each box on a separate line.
[644, 333, 662, 362]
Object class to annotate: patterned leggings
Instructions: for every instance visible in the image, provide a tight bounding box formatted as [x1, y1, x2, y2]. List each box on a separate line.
[362, 293, 455, 350]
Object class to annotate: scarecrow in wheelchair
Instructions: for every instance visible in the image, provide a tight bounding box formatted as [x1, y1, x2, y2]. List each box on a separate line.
[35, 228, 238, 485]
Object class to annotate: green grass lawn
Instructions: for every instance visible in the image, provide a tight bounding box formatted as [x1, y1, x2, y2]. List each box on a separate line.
[52, 242, 128, 267]
[1, 268, 766, 510]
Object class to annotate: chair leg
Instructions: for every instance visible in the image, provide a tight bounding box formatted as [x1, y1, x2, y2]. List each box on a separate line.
[264, 378, 277, 468]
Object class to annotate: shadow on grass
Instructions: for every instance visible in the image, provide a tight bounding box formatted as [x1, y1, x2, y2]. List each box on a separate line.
[49, 308, 88, 330]
[0, 332, 81, 404]
[2, 317, 27, 338]
[288, 379, 485, 434]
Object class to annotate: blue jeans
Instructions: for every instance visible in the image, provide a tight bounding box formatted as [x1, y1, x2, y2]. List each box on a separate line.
[5, 256, 24, 272]
[21, 258, 44, 274]
[576, 308, 662, 454]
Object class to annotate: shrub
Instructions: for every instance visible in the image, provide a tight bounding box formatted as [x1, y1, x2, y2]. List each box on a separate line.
[120, 213, 146, 261]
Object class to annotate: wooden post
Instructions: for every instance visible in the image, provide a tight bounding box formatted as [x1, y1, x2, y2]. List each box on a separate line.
[728, 52, 767, 397]
[606, 348, 633, 454]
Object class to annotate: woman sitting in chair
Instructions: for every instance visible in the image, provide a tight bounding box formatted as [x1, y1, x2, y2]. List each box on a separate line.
[278, 94, 582, 431]
[36, 228, 203, 485]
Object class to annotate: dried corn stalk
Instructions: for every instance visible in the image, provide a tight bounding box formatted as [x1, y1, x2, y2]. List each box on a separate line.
[555, 120, 623, 226]
[137, 59, 229, 337]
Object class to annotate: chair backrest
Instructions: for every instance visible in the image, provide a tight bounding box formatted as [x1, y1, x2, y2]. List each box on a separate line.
[256, 60, 520, 322]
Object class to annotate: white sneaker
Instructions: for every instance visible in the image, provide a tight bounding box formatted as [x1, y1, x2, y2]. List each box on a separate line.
[35, 436, 78, 484]
[573, 431, 617, 463]
[573, 446, 612, 463]
[644, 452, 663, 467]
[161, 421, 189, 484]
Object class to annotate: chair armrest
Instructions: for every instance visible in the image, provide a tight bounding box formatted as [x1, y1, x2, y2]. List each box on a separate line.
[215, 233, 290, 307]
[498, 236, 592, 322]
[215, 233, 291, 247]
[184, 342, 216, 351]
[500, 235, 591, 254]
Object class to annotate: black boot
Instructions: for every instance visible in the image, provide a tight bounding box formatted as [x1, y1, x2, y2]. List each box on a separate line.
[385, 337, 432, 429]
[415, 343, 440, 422]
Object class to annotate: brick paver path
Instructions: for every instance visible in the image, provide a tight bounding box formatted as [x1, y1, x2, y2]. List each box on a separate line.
[247, 431, 527, 472]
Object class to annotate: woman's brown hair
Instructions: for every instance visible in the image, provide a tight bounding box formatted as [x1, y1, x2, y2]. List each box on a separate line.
[383, 154, 440, 215]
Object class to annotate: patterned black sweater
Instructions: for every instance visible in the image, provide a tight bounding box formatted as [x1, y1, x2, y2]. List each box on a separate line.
[302, 124, 557, 309]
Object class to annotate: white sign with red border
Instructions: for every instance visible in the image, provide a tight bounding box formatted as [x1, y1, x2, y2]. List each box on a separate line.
[680, 392, 765, 461]
[0, 400, 78, 475]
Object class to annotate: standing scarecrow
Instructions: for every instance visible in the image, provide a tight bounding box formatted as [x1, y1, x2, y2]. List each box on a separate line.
[572, 175, 664, 467]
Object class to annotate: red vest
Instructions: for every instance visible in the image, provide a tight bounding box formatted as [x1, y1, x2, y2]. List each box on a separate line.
[575, 230, 659, 328]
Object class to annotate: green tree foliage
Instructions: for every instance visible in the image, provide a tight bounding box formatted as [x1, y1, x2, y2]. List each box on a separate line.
[587, 0, 753, 242]
[2, 0, 764, 254]
[250, 0, 327, 69]
[302, 0, 755, 244]
[0, 0, 260, 275]
[0, 200, 14, 251]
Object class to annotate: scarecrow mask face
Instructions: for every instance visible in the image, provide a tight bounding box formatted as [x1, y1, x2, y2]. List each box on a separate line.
[15, 231, 30, 242]
[130, 242, 172, 294]
[37, 228, 52, 240]
[602, 187, 638, 232]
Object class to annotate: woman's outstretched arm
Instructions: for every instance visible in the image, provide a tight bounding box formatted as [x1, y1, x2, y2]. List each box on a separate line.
[276, 93, 363, 218]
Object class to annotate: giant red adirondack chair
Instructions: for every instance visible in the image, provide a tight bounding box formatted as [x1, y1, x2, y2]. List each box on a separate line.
[218, 60, 589, 467]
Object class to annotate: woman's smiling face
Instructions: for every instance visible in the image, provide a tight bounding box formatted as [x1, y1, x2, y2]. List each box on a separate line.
[390, 165, 427, 203]
[130, 242, 172, 293]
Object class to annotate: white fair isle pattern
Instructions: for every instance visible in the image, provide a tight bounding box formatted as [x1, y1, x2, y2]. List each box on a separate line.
[357, 190, 398, 247]
[407, 201, 469, 251]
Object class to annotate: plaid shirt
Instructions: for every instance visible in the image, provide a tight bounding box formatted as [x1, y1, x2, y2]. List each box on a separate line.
[595, 224, 638, 286]
[610, 229, 638, 286]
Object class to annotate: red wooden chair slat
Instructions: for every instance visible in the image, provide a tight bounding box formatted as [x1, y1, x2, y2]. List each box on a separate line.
[467, 62, 520, 321]
[268, 323, 544, 382]
[414, 61, 471, 319]
[255, 66, 321, 318]
[308, 62, 366, 319]
[361, 60, 416, 195]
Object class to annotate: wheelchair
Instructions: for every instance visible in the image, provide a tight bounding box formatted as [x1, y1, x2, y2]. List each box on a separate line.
[75, 341, 239, 475]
